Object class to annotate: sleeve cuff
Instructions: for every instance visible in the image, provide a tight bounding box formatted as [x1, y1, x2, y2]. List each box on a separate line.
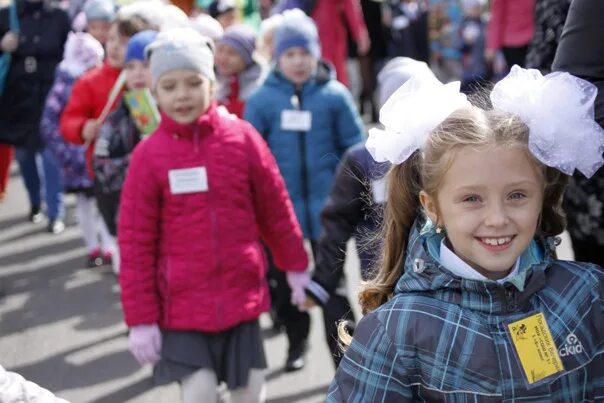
[306, 280, 330, 306]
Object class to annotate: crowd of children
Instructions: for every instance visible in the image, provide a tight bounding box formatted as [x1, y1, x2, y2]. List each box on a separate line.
[0, 0, 603, 402]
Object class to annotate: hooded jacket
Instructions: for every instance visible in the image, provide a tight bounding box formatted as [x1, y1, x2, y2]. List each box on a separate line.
[244, 62, 364, 240]
[328, 220, 604, 401]
[119, 104, 309, 332]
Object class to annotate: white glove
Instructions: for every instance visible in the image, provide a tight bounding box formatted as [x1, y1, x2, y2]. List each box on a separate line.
[286, 271, 311, 307]
[128, 324, 162, 365]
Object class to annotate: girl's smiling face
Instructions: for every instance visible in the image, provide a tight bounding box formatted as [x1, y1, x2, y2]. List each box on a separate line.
[420, 145, 544, 279]
[153, 69, 213, 124]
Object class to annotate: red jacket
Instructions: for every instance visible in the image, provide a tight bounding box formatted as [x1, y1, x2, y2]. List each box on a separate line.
[118, 104, 309, 332]
[486, 0, 535, 51]
[312, 0, 368, 86]
[60, 62, 122, 177]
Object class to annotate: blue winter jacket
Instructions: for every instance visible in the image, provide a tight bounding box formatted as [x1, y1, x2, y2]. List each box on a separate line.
[244, 63, 364, 240]
[328, 219, 604, 402]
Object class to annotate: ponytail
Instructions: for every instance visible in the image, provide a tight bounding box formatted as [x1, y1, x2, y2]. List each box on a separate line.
[358, 151, 423, 315]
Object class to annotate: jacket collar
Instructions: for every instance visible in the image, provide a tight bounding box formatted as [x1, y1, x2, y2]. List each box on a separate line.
[267, 59, 334, 93]
[157, 102, 219, 138]
[394, 218, 555, 314]
[101, 61, 122, 78]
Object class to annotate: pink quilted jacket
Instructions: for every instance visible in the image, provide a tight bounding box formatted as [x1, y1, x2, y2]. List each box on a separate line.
[486, 0, 535, 51]
[118, 104, 309, 332]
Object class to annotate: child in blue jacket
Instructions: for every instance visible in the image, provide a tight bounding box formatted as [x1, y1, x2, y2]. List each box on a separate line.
[327, 66, 604, 401]
[244, 8, 364, 371]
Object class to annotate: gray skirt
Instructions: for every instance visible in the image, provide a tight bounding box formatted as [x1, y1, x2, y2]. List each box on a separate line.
[153, 319, 267, 390]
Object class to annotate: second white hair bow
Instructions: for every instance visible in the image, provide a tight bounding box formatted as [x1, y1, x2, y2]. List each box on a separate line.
[491, 65, 604, 178]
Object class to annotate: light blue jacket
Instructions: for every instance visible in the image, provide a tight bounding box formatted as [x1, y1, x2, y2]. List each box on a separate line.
[244, 63, 364, 239]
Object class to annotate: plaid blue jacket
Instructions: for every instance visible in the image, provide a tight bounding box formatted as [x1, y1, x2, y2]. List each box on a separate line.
[327, 222, 604, 402]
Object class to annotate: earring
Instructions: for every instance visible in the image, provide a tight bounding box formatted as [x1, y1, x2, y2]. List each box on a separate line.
[436, 226, 443, 234]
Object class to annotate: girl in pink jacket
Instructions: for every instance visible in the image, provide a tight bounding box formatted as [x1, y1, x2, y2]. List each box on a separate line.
[486, 0, 535, 68]
[118, 28, 310, 402]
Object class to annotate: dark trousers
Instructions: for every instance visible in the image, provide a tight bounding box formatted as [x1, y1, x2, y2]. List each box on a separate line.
[571, 239, 604, 267]
[94, 181, 121, 236]
[322, 292, 356, 368]
[502, 45, 528, 68]
[15, 147, 64, 219]
[266, 241, 317, 357]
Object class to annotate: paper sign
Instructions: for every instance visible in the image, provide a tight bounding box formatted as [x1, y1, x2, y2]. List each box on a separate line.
[123, 88, 161, 136]
[168, 167, 208, 194]
[371, 177, 387, 204]
[281, 110, 312, 132]
[507, 312, 564, 384]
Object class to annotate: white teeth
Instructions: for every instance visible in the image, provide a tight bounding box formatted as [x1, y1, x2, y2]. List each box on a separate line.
[481, 237, 512, 246]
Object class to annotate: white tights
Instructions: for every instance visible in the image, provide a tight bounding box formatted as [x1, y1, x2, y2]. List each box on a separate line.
[75, 193, 115, 254]
[181, 369, 265, 403]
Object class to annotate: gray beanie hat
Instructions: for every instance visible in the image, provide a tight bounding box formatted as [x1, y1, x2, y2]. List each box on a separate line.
[83, 0, 116, 22]
[145, 28, 216, 86]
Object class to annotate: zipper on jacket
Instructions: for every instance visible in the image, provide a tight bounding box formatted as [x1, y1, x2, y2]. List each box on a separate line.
[194, 127, 200, 154]
[294, 87, 314, 238]
[203, 133, 222, 328]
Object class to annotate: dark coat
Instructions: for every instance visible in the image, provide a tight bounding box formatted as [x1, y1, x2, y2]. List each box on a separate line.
[0, 1, 70, 148]
[552, 0, 604, 247]
[307, 143, 389, 305]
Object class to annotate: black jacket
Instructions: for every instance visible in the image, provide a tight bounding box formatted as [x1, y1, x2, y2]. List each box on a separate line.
[306, 143, 389, 305]
[0, 0, 70, 148]
[552, 0, 604, 247]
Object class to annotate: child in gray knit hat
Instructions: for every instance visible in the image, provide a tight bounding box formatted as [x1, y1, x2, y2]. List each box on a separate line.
[214, 24, 267, 118]
[119, 27, 311, 403]
[83, 0, 116, 45]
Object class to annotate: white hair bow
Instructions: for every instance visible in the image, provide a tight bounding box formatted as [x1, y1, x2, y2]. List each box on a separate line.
[366, 65, 604, 178]
[366, 72, 470, 165]
[491, 65, 604, 178]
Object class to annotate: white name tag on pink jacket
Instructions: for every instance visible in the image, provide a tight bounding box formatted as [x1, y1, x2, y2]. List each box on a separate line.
[168, 167, 208, 194]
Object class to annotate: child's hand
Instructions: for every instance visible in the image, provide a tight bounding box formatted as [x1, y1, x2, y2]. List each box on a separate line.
[82, 119, 101, 142]
[128, 323, 162, 365]
[286, 271, 310, 307]
[0, 32, 18, 53]
[357, 33, 371, 56]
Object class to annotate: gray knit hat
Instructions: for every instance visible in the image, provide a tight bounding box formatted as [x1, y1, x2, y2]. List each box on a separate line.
[83, 0, 116, 21]
[145, 28, 216, 86]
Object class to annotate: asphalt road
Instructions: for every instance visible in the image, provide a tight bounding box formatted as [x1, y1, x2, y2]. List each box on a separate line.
[0, 164, 574, 402]
[0, 164, 364, 403]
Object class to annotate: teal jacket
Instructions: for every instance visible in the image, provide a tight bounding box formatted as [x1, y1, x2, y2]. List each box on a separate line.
[244, 63, 364, 239]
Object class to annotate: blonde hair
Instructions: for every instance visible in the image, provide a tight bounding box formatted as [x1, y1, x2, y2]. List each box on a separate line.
[359, 105, 569, 315]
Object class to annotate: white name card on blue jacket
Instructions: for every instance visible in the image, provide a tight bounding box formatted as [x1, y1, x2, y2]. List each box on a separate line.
[168, 167, 208, 194]
[281, 110, 312, 132]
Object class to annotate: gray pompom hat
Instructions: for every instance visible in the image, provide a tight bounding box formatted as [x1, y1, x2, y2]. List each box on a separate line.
[145, 28, 216, 86]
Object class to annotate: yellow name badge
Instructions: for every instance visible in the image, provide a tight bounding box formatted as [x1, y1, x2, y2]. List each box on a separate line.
[507, 312, 565, 384]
